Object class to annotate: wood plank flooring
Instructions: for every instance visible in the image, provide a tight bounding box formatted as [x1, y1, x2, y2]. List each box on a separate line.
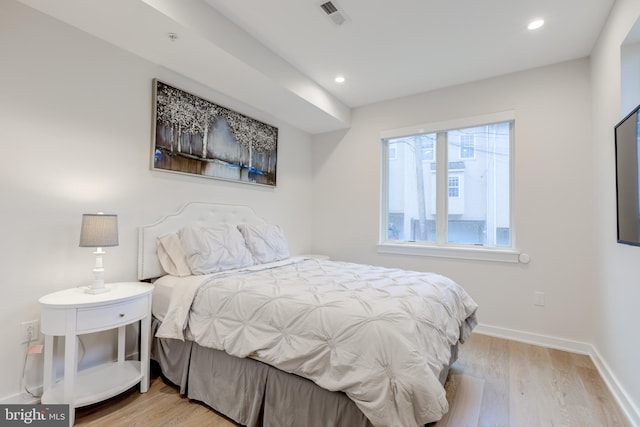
[75, 334, 631, 427]
[446, 334, 630, 427]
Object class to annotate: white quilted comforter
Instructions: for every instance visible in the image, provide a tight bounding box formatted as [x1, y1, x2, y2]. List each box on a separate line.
[156, 258, 478, 427]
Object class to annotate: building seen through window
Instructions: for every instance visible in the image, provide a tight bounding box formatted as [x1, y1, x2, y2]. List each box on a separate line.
[383, 120, 512, 248]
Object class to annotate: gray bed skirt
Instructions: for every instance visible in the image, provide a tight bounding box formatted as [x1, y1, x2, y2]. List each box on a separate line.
[151, 317, 455, 427]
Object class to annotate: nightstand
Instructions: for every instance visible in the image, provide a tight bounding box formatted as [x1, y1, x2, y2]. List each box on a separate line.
[39, 282, 153, 425]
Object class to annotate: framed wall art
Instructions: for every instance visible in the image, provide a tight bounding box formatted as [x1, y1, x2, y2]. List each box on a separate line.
[152, 79, 278, 186]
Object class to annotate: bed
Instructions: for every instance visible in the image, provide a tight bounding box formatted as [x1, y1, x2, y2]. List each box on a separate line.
[139, 202, 478, 427]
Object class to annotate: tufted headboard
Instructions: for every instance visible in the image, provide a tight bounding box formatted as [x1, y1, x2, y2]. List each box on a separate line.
[138, 202, 267, 280]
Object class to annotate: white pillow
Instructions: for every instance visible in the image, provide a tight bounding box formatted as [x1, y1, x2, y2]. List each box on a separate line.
[157, 232, 192, 277]
[179, 225, 254, 274]
[237, 223, 290, 264]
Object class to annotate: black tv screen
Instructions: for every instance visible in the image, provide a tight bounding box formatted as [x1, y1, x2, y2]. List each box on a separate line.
[614, 104, 640, 246]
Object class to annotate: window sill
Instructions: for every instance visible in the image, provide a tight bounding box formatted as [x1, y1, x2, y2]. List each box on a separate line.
[377, 242, 523, 263]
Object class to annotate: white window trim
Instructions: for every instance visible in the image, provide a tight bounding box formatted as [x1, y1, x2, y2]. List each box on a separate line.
[377, 242, 521, 263]
[379, 110, 517, 262]
[380, 111, 516, 140]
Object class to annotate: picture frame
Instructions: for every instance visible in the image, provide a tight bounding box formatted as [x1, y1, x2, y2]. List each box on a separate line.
[151, 79, 278, 186]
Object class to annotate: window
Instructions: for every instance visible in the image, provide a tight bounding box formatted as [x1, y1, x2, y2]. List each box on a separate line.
[421, 136, 435, 161]
[380, 113, 515, 260]
[388, 145, 397, 161]
[448, 176, 460, 197]
[459, 134, 475, 159]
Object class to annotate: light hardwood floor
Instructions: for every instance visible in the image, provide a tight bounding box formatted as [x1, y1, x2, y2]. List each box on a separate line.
[441, 334, 630, 427]
[75, 334, 630, 427]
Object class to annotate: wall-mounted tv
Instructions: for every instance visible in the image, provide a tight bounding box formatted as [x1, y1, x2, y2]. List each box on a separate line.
[614, 104, 640, 246]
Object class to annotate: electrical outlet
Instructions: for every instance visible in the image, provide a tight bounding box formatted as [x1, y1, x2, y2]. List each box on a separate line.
[20, 320, 39, 344]
[534, 291, 545, 307]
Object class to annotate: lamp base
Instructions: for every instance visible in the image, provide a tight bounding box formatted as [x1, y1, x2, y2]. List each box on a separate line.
[85, 285, 110, 294]
[85, 250, 110, 294]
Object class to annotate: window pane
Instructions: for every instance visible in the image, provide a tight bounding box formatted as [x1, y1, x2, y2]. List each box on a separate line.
[446, 123, 510, 246]
[382, 117, 513, 250]
[386, 134, 436, 242]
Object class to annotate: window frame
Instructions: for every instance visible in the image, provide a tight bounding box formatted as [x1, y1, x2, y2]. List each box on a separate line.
[379, 111, 519, 263]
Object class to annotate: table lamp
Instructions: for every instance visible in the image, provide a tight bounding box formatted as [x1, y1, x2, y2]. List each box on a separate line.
[79, 213, 119, 294]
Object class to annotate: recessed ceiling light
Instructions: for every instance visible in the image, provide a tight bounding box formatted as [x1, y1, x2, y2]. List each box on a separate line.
[527, 19, 544, 30]
[335, 76, 345, 83]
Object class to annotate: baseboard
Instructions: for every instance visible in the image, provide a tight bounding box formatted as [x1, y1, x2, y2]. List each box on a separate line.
[588, 345, 640, 427]
[474, 324, 593, 354]
[0, 388, 41, 405]
[474, 323, 640, 426]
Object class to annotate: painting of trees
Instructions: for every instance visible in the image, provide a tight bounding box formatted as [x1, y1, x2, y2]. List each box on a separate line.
[153, 80, 278, 186]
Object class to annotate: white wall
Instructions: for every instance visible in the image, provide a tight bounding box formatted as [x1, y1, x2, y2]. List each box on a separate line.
[591, 0, 640, 423]
[312, 59, 597, 346]
[621, 42, 640, 114]
[0, 1, 314, 400]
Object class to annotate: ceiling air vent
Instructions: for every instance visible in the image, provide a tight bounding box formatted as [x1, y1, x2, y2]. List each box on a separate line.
[320, 1, 348, 26]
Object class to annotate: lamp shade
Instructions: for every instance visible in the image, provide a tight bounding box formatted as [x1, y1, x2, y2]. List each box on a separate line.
[79, 214, 119, 247]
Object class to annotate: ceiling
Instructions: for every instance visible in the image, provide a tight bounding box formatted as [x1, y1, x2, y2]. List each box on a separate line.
[17, 0, 614, 134]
